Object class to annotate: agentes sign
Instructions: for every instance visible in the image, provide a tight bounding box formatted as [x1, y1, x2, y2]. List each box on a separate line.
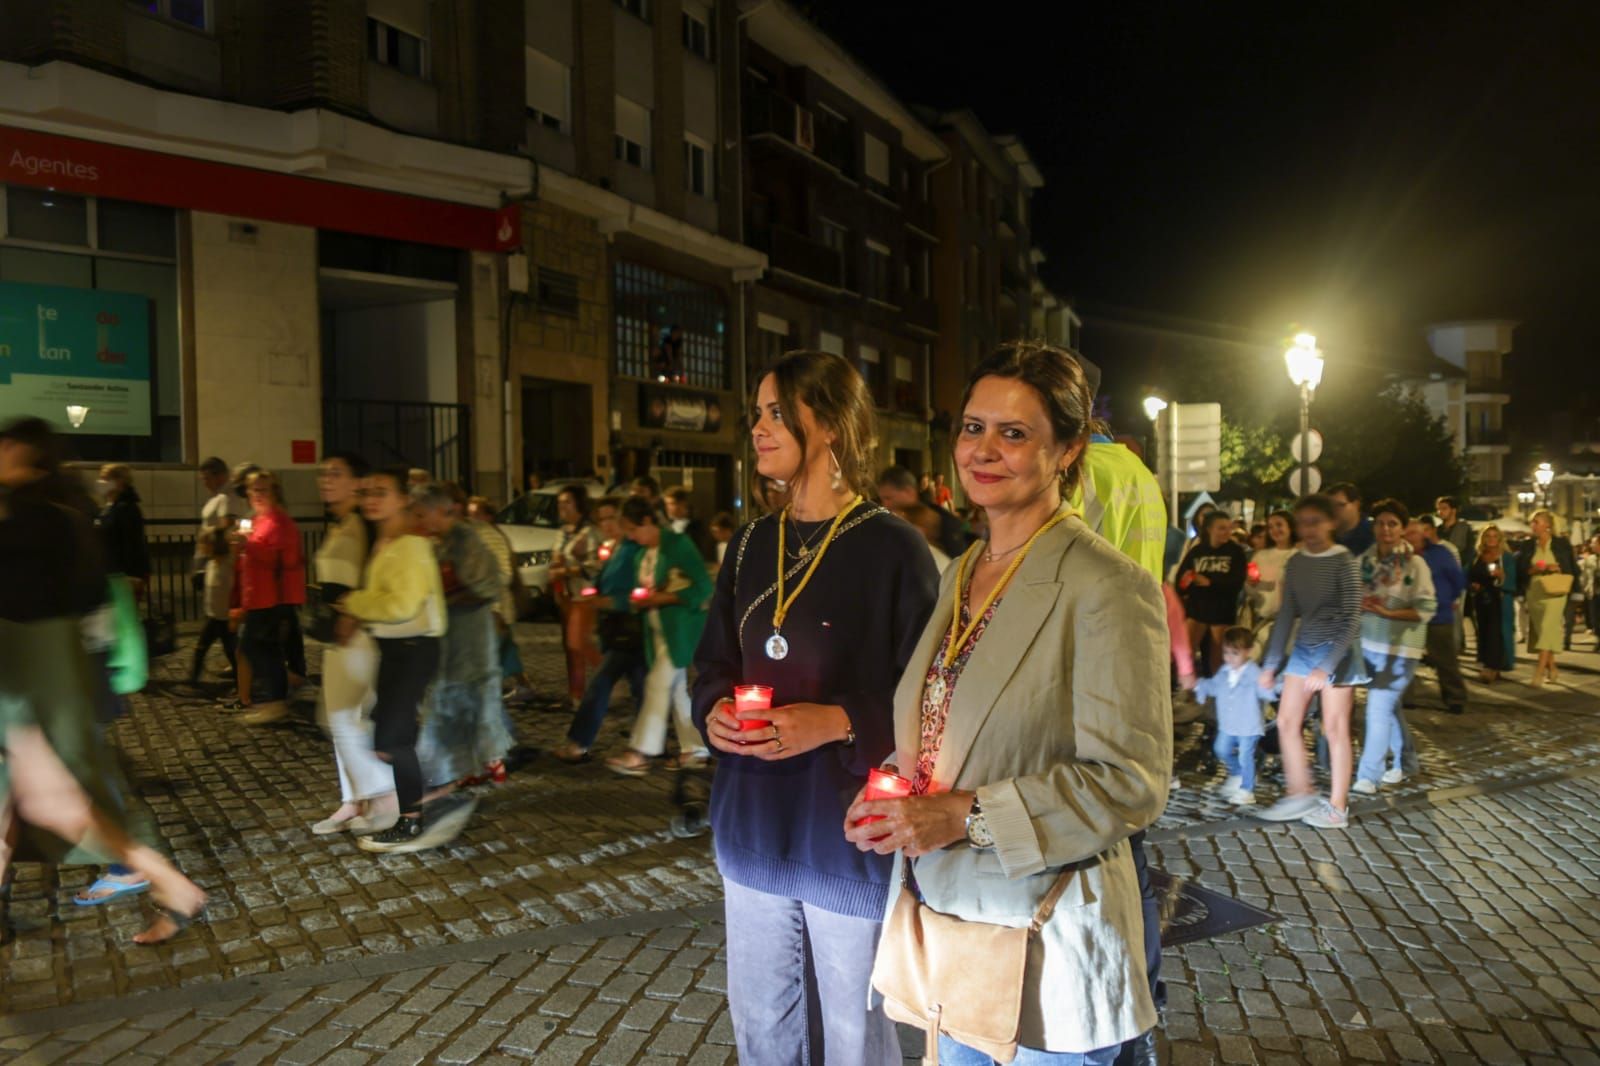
[0, 281, 152, 436]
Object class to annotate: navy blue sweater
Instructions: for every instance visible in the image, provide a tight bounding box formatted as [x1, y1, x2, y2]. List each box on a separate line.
[691, 506, 938, 919]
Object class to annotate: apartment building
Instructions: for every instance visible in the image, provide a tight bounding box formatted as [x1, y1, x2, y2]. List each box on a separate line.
[1425, 320, 1517, 507]
[0, 0, 534, 515]
[738, 0, 948, 478]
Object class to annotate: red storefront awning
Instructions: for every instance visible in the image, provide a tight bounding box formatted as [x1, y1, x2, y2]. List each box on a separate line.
[1, 124, 521, 252]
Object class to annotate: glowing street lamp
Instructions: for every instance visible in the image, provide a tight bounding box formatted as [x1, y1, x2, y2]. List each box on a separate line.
[1142, 395, 1169, 422]
[1284, 333, 1324, 495]
[1534, 462, 1555, 507]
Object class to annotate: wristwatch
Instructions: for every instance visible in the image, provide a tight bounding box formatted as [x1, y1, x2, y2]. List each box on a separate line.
[965, 797, 995, 851]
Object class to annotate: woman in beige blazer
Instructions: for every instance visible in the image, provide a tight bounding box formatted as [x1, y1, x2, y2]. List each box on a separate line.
[846, 342, 1172, 1064]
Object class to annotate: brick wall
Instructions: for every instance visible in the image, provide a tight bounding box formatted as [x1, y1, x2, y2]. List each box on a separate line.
[0, 0, 126, 68]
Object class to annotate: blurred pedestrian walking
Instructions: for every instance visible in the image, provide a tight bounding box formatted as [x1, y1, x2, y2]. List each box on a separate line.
[550, 485, 601, 709]
[236, 472, 306, 725]
[1516, 509, 1577, 686]
[1408, 517, 1468, 714]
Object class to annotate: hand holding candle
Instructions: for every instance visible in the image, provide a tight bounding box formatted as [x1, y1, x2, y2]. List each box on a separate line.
[630, 586, 650, 604]
[857, 768, 912, 836]
[581, 585, 598, 598]
[732, 685, 772, 732]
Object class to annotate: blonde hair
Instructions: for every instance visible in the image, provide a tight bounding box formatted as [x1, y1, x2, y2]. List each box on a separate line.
[99, 462, 133, 485]
[1529, 509, 1559, 535]
[245, 470, 285, 507]
[1476, 524, 1504, 556]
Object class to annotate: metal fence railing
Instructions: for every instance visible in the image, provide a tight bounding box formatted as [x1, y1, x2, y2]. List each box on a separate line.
[145, 527, 326, 624]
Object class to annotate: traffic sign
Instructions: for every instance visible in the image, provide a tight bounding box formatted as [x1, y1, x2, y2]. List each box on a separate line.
[1287, 465, 1322, 496]
[1290, 430, 1324, 464]
[1154, 402, 1221, 493]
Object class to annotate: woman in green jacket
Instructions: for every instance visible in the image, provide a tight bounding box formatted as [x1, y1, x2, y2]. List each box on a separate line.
[606, 495, 714, 775]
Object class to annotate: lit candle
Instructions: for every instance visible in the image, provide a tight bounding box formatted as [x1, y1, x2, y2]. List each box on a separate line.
[581, 585, 598, 598]
[598, 544, 613, 561]
[732, 684, 773, 731]
[858, 768, 912, 840]
[630, 586, 650, 603]
[1246, 561, 1261, 583]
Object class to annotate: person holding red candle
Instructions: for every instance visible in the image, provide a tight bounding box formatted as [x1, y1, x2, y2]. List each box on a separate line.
[692, 351, 939, 1066]
[843, 342, 1170, 1065]
[602, 498, 714, 776]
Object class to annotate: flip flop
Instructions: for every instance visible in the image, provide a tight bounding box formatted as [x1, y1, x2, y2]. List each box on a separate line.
[74, 876, 152, 907]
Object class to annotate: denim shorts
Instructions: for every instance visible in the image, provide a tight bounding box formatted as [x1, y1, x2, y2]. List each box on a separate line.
[1284, 642, 1370, 686]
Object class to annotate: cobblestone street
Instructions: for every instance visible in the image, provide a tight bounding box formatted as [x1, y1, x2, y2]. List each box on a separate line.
[2, 623, 1599, 1064]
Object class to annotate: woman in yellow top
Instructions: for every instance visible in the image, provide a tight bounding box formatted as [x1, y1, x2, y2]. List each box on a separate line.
[336, 465, 447, 854]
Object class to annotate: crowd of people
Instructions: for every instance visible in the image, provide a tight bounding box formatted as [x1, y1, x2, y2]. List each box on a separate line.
[4, 333, 1598, 1064]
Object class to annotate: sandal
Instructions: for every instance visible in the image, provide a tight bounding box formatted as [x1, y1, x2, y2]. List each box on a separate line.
[74, 875, 151, 907]
[132, 883, 207, 946]
[486, 760, 508, 784]
[604, 750, 654, 778]
[551, 742, 590, 765]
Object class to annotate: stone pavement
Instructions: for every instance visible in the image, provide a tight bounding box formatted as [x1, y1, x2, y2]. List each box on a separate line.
[2, 623, 1599, 1063]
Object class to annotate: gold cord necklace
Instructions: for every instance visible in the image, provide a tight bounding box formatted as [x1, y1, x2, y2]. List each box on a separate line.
[766, 495, 863, 660]
[941, 508, 1072, 672]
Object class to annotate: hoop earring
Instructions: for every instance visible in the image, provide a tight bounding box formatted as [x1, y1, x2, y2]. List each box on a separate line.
[829, 447, 844, 492]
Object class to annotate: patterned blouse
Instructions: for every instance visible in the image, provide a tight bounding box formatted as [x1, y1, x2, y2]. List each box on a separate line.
[914, 596, 999, 795]
[552, 523, 600, 599]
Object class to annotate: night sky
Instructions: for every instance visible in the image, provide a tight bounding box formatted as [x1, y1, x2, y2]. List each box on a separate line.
[807, 1, 1600, 447]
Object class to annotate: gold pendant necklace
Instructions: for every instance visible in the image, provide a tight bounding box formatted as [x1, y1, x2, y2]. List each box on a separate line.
[942, 509, 1072, 671]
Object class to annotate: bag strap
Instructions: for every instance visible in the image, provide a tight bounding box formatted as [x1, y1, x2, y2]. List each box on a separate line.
[1028, 866, 1078, 935]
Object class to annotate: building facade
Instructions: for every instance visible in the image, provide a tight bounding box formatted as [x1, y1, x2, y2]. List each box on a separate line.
[738, 0, 947, 482]
[1425, 320, 1517, 508]
[514, 0, 764, 517]
[926, 111, 1046, 491]
[0, 0, 531, 519]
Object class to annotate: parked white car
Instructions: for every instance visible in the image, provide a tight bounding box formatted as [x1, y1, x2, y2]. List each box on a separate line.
[496, 480, 607, 618]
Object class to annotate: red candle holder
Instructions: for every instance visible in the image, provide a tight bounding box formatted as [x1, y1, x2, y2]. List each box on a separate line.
[580, 585, 598, 598]
[857, 768, 912, 839]
[630, 586, 650, 603]
[598, 544, 613, 561]
[732, 685, 772, 731]
[1246, 561, 1261, 583]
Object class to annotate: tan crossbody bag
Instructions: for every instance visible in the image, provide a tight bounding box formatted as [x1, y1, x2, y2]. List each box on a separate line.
[870, 859, 1075, 1065]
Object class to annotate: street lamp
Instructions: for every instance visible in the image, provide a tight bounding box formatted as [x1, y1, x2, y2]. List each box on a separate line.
[1534, 462, 1555, 508]
[1142, 395, 1168, 422]
[1143, 396, 1179, 528]
[1284, 333, 1324, 496]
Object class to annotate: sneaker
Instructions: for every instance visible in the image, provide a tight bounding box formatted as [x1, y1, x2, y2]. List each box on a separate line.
[1381, 768, 1405, 785]
[1301, 800, 1349, 829]
[239, 700, 289, 725]
[414, 794, 478, 849]
[503, 685, 537, 705]
[1351, 779, 1378, 795]
[1255, 793, 1320, 822]
[1229, 789, 1256, 806]
[358, 815, 426, 853]
[1215, 775, 1242, 795]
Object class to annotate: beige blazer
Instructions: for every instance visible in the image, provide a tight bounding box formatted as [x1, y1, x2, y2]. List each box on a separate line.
[883, 513, 1172, 1054]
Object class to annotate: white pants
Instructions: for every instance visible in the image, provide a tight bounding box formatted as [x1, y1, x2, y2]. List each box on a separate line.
[320, 632, 395, 803]
[628, 625, 706, 758]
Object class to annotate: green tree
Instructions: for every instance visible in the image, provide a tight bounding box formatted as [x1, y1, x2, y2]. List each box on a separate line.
[1220, 419, 1295, 503]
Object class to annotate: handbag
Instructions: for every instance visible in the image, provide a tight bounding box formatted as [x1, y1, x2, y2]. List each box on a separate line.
[598, 608, 643, 653]
[1534, 572, 1574, 598]
[871, 860, 1077, 1065]
[303, 584, 341, 644]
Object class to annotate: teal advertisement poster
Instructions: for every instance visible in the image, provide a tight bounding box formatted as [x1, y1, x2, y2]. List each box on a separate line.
[0, 280, 153, 436]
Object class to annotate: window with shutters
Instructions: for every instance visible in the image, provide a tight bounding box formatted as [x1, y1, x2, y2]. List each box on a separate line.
[525, 48, 571, 134]
[684, 135, 713, 198]
[614, 96, 653, 171]
[682, 3, 712, 59]
[537, 268, 580, 317]
[367, 16, 428, 79]
[864, 133, 891, 190]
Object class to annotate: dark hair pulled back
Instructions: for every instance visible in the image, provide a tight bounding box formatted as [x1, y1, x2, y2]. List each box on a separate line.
[960, 341, 1095, 497]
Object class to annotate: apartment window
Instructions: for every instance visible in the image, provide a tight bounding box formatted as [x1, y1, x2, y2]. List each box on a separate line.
[893, 354, 916, 412]
[818, 331, 844, 358]
[614, 262, 728, 389]
[859, 343, 884, 404]
[864, 133, 891, 188]
[755, 313, 789, 374]
[865, 239, 892, 304]
[132, 0, 209, 31]
[819, 218, 848, 289]
[682, 3, 712, 59]
[615, 0, 651, 21]
[525, 48, 571, 133]
[367, 17, 428, 79]
[537, 268, 580, 317]
[615, 97, 653, 171]
[684, 135, 713, 198]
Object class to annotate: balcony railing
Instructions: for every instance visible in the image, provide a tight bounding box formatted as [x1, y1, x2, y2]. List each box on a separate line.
[1466, 427, 1508, 447]
[753, 225, 844, 289]
[744, 83, 853, 174]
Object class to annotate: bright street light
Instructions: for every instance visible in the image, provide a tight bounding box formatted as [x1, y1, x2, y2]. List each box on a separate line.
[1534, 462, 1554, 488]
[1284, 333, 1325, 391]
[1142, 395, 1168, 421]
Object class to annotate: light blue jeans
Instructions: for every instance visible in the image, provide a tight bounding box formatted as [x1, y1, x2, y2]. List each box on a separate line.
[1357, 651, 1419, 785]
[1213, 732, 1261, 791]
[723, 878, 900, 1066]
[937, 1035, 1124, 1065]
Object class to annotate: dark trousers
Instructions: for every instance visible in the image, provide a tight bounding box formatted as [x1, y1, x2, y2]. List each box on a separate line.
[240, 604, 296, 703]
[567, 645, 647, 750]
[372, 636, 441, 814]
[190, 618, 236, 680]
[285, 612, 307, 679]
[1425, 622, 1467, 709]
[1131, 831, 1165, 1010]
